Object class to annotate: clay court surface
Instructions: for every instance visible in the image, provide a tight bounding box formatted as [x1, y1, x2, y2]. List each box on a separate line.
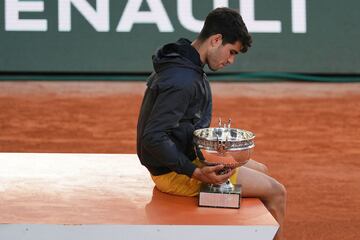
[0, 81, 359, 239]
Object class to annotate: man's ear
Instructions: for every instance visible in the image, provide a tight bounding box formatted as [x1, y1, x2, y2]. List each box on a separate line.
[210, 34, 223, 47]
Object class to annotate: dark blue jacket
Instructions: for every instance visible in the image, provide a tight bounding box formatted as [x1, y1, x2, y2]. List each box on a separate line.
[137, 38, 212, 177]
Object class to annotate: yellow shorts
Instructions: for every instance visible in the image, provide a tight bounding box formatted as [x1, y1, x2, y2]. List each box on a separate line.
[151, 158, 239, 197]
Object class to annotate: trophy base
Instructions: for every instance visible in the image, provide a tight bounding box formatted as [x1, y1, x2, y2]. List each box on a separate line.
[198, 183, 241, 209]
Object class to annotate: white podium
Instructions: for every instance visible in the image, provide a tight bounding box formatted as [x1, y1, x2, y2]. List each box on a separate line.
[0, 153, 279, 240]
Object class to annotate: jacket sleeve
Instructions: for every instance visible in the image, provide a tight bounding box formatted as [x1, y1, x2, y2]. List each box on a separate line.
[142, 82, 196, 177]
[194, 76, 212, 129]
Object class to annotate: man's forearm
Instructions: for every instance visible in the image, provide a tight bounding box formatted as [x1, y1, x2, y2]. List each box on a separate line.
[191, 165, 235, 185]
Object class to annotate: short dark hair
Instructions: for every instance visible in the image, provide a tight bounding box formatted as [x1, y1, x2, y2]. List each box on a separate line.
[198, 7, 252, 53]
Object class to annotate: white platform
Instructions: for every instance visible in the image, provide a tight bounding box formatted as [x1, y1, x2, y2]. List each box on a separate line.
[0, 153, 279, 240]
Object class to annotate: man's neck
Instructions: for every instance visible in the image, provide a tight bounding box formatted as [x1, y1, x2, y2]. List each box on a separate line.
[191, 39, 207, 66]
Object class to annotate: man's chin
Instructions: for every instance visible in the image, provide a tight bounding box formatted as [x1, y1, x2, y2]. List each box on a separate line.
[208, 66, 222, 72]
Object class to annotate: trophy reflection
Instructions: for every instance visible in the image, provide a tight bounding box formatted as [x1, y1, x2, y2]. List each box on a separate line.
[193, 118, 255, 209]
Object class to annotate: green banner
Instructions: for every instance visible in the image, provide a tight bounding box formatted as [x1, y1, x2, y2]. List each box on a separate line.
[0, 0, 359, 74]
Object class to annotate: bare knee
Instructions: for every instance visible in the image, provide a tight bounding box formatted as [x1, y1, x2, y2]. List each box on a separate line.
[260, 180, 287, 205]
[277, 183, 287, 199]
[270, 181, 287, 203]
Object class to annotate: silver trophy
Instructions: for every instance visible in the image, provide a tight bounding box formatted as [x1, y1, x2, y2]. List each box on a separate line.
[193, 118, 255, 209]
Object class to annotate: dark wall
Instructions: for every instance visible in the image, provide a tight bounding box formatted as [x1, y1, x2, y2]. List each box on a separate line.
[0, 0, 359, 74]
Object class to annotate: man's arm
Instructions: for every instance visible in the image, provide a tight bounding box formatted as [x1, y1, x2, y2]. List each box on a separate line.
[192, 165, 236, 185]
[195, 76, 212, 129]
[142, 82, 197, 177]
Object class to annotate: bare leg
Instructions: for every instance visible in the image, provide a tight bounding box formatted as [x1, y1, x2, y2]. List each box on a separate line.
[242, 159, 269, 174]
[236, 166, 287, 240]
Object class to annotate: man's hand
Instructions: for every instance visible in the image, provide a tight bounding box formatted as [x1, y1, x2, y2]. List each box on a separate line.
[192, 165, 236, 185]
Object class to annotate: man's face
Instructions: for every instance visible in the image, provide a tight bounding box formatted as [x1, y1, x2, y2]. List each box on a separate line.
[207, 39, 242, 72]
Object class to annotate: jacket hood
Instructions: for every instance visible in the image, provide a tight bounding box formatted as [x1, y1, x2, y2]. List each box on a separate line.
[152, 38, 203, 74]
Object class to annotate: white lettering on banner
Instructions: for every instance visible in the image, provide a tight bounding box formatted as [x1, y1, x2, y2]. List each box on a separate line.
[2, 0, 307, 33]
[178, 0, 229, 32]
[5, 0, 47, 31]
[292, 0, 306, 33]
[214, 0, 229, 7]
[116, 0, 174, 32]
[240, 0, 281, 33]
[177, 0, 306, 33]
[58, 0, 109, 32]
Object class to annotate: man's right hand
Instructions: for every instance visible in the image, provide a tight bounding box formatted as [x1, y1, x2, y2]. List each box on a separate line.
[192, 165, 235, 185]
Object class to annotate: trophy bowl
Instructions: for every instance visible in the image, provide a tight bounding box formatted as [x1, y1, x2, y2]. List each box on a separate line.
[193, 126, 255, 169]
[193, 120, 256, 208]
